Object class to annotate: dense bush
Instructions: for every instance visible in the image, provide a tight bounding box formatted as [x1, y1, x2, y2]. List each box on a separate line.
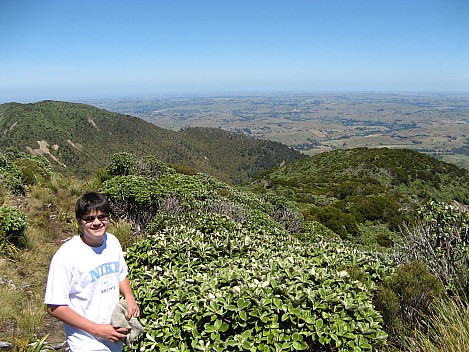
[0, 152, 25, 194]
[106, 152, 138, 176]
[252, 148, 469, 235]
[373, 261, 444, 348]
[15, 157, 52, 186]
[308, 206, 359, 239]
[126, 215, 391, 351]
[345, 196, 400, 225]
[100, 154, 306, 238]
[0, 205, 28, 251]
[1, 148, 53, 194]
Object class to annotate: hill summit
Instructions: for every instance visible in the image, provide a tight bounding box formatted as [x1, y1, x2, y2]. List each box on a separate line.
[250, 147, 469, 239]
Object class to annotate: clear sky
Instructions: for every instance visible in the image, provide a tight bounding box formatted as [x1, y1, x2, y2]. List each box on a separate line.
[1, 0, 468, 102]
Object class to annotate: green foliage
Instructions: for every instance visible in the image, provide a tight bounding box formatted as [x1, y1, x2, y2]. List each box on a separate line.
[0, 205, 28, 251]
[395, 201, 469, 295]
[100, 154, 303, 237]
[297, 220, 340, 241]
[0, 151, 26, 194]
[107, 152, 137, 176]
[373, 261, 445, 348]
[251, 148, 469, 239]
[0, 148, 53, 194]
[100, 175, 159, 230]
[0, 101, 304, 184]
[126, 217, 391, 351]
[357, 222, 396, 248]
[344, 196, 400, 227]
[262, 194, 304, 233]
[97, 152, 394, 350]
[308, 205, 359, 239]
[138, 155, 168, 178]
[25, 334, 50, 352]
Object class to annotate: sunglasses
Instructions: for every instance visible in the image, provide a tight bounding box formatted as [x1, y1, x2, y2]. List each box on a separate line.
[81, 213, 110, 223]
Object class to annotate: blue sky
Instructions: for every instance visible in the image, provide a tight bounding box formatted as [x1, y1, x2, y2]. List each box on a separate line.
[1, 0, 468, 102]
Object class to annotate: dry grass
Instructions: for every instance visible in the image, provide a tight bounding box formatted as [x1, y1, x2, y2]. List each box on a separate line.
[108, 218, 139, 251]
[405, 295, 469, 352]
[0, 177, 90, 347]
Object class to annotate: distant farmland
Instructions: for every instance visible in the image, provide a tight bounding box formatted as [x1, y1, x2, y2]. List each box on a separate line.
[84, 92, 469, 169]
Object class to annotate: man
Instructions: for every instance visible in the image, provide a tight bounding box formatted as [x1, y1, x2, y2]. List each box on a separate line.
[44, 191, 139, 351]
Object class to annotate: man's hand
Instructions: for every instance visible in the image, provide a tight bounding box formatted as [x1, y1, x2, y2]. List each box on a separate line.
[126, 298, 140, 319]
[94, 324, 129, 343]
[47, 305, 129, 343]
[119, 278, 140, 319]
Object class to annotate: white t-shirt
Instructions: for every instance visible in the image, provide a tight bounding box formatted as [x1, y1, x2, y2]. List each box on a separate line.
[44, 233, 128, 352]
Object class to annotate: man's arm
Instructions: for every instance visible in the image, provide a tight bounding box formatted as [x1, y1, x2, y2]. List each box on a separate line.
[47, 305, 128, 343]
[119, 278, 140, 319]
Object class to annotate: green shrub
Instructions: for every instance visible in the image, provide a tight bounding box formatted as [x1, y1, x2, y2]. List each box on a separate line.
[356, 222, 397, 248]
[126, 219, 390, 351]
[100, 175, 158, 231]
[106, 152, 137, 176]
[1, 149, 53, 194]
[348, 196, 400, 224]
[99, 153, 395, 350]
[373, 261, 445, 348]
[15, 157, 52, 186]
[297, 220, 340, 241]
[376, 233, 394, 248]
[0, 154, 25, 194]
[138, 155, 168, 178]
[311, 205, 359, 239]
[0, 206, 28, 251]
[94, 167, 111, 183]
[373, 286, 401, 342]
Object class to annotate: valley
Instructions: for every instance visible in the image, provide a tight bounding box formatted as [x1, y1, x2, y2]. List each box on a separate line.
[84, 92, 469, 169]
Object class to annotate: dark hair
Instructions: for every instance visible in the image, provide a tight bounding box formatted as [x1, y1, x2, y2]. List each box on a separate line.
[75, 191, 111, 219]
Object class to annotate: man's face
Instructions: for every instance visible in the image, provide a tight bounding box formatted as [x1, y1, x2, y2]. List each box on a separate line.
[79, 210, 109, 246]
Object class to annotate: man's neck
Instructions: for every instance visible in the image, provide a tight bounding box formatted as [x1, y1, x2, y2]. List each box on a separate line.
[80, 233, 104, 247]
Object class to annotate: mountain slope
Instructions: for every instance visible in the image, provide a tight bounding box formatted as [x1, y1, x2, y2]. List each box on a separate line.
[0, 100, 305, 183]
[251, 147, 469, 235]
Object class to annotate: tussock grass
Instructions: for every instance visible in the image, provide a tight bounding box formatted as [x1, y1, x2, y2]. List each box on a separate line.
[17, 293, 46, 334]
[0, 284, 17, 328]
[0, 281, 44, 341]
[108, 218, 137, 251]
[405, 295, 469, 352]
[0, 177, 89, 346]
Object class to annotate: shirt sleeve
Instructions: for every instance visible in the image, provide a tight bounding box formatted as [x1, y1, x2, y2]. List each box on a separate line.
[44, 255, 72, 306]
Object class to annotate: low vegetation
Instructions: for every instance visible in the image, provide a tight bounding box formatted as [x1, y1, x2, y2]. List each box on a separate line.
[251, 147, 469, 245]
[1, 147, 469, 351]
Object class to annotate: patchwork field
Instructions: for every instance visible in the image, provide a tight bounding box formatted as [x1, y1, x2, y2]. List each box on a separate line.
[84, 92, 469, 169]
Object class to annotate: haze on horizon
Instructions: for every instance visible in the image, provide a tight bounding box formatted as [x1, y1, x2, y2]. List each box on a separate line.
[1, 0, 468, 103]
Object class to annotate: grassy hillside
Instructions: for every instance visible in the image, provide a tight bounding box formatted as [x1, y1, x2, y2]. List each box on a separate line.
[0, 101, 304, 184]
